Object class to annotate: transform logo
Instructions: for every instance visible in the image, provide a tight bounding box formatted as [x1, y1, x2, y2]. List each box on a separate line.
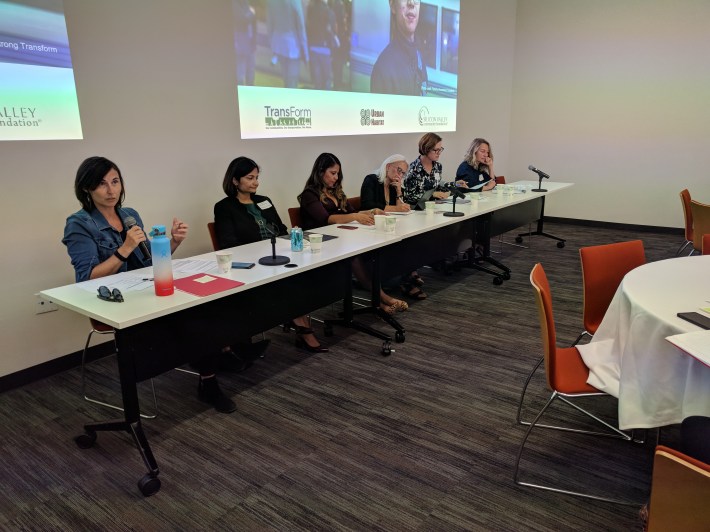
[418, 106, 447, 127]
[263, 105, 312, 129]
[360, 109, 385, 127]
[0, 106, 41, 128]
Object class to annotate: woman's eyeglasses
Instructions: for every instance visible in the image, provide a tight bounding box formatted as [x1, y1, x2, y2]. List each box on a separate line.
[97, 285, 124, 303]
[431, 147, 445, 154]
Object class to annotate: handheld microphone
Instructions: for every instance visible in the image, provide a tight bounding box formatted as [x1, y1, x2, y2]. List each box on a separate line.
[443, 182, 466, 199]
[528, 165, 550, 179]
[123, 215, 152, 259]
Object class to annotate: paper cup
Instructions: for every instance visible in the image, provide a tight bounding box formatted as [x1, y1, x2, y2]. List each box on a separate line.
[385, 216, 396, 233]
[425, 201, 436, 214]
[309, 233, 323, 253]
[374, 214, 386, 231]
[215, 251, 232, 274]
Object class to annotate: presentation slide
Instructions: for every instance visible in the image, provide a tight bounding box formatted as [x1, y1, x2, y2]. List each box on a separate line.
[234, 0, 459, 139]
[0, 0, 82, 141]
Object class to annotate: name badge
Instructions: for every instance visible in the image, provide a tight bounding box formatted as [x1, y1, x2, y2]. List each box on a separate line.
[257, 200, 272, 210]
[479, 174, 484, 182]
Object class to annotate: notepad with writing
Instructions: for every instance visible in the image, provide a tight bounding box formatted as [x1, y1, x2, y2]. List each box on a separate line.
[666, 330, 710, 368]
[173, 274, 244, 297]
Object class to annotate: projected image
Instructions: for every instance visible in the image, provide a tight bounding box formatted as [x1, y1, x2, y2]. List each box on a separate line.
[0, 0, 82, 141]
[233, 0, 459, 139]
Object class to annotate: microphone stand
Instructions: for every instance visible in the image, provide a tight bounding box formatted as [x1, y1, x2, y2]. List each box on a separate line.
[258, 222, 290, 266]
[443, 185, 466, 217]
[531, 173, 547, 193]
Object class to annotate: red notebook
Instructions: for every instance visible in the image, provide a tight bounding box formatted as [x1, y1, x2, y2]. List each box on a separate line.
[173, 273, 244, 297]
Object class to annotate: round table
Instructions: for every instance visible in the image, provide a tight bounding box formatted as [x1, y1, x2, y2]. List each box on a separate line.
[578, 255, 710, 429]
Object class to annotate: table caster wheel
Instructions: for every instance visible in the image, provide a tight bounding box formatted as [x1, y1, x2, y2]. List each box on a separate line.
[515, 236, 524, 244]
[324, 324, 333, 337]
[75, 431, 97, 449]
[395, 331, 405, 343]
[557, 241, 565, 248]
[381, 342, 392, 356]
[138, 474, 161, 497]
[493, 276, 504, 286]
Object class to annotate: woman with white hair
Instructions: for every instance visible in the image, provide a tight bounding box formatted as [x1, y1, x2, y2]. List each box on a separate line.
[360, 154, 412, 213]
[361, 155, 427, 300]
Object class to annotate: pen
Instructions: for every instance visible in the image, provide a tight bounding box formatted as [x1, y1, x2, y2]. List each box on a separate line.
[142, 278, 153, 281]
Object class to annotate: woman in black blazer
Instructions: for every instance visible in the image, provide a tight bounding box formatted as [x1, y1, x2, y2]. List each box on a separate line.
[214, 157, 327, 353]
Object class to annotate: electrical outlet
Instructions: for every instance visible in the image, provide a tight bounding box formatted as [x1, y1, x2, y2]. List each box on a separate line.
[36, 294, 58, 314]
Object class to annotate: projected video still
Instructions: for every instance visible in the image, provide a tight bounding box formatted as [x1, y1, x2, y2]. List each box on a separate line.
[233, 0, 459, 139]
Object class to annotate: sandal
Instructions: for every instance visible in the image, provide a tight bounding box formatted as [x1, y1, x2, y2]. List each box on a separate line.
[379, 303, 396, 315]
[409, 272, 425, 287]
[401, 284, 427, 300]
[389, 299, 409, 312]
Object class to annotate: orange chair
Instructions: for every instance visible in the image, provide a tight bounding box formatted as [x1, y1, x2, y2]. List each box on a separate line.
[207, 222, 220, 251]
[703, 234, 710, 255]
[647, 446, 710, 531]
[514, 263, 632, 504]
[677, 189, 694, 256]
[348, 195, 361, 212]
[287, 207, 302, 229]
[574, 240, 646, 345]
[81, 318, 158, 419]
[690, 199, 710, 255]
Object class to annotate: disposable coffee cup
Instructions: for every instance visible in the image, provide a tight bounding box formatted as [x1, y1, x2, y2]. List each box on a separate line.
[215, 251, 232, 274]
[425, 201, 436, 214]
[385, 216, 396, 233]
[374, 214, 386, 231]
[309, 233, 323, 253]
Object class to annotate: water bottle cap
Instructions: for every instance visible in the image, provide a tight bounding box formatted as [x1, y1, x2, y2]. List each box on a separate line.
[150, 225, 166, 237]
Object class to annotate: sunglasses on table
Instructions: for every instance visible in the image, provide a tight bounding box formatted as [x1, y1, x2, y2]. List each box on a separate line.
[97, 286, 124, 303]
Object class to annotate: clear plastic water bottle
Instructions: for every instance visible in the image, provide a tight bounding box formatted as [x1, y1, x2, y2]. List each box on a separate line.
[149, 225, 174, 296]
[291, 227, 303, 252]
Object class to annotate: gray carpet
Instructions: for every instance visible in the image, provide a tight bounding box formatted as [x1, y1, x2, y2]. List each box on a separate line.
[0, 221, 684, 531]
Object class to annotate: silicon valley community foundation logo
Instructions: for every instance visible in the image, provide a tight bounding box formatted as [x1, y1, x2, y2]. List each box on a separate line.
[418, 106, 447, 127]
[263, 105, 312, 130]
[360, 108, 385, 127]
[0, 106, 41, 128]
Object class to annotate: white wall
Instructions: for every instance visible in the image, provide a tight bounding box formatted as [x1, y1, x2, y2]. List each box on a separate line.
[0, 0, 517, 377]
[509, 0, 710, 225]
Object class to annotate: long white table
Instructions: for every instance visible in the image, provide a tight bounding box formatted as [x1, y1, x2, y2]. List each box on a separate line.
[40, 180, 573, 495]
[578, 255, 710, 430]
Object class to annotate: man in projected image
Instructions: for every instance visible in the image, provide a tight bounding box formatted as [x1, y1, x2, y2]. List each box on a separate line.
[370, 0, 428, 96]
[267, 0, 309, 88]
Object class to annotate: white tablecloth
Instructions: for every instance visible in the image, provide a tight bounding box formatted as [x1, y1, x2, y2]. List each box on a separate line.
[577, 255, 710, 429]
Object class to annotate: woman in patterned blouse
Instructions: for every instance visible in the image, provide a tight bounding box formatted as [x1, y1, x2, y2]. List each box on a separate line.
[401, 132, 450, 207]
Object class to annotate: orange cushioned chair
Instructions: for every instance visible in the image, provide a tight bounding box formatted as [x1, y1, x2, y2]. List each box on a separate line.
[514, 263, 633, 504]
[207, 221, 220, 251]
[574, 239, 646, 345]
[677, 189, 694, 256]
[348, 195, 361, 212]
[703, 234, 710, 255]
[81, 318, 158, 419]
[287, 207, 302, 229]
[690, 199, 710, 255]
[647, 445, 710, 531]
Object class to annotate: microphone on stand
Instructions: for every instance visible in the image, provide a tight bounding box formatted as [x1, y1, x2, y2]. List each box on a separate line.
[443, 183, 465, 217]
[527, 165, 550, 192]
[123, 215, 152, 259]
[258, 221, 290, 266]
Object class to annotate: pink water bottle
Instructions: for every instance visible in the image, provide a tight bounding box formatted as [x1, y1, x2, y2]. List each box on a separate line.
[149, 225, 174, 296]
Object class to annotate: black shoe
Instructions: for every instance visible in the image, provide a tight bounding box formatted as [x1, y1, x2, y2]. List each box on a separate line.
[295, 336, 329, 353]
[216, 348, 250, 372]
[234, 339, 270, 361]
[197, 377, 236, 413]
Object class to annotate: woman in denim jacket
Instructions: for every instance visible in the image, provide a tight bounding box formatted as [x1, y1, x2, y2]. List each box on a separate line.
[62, 156, 236, 414]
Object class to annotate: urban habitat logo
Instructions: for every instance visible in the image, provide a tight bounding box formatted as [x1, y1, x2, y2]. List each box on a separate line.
[418, 106, 447, 127]
[263, 105, 312, 129]
[0, 106, 41, 128]
[360, 108, 385, 126]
